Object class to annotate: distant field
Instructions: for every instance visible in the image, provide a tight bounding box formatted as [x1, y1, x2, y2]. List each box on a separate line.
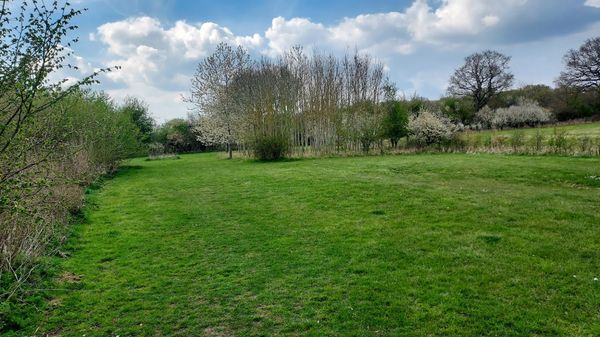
[33, 153, 600, 336]
[465, 121, 600, 139]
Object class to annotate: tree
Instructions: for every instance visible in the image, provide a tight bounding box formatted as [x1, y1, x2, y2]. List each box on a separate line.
[448, 50, 514, 112]
[440, 96, 475, 124]
[381, 101, 408, 148]
[120, 97, 154, 143]
[154, 118, 205, 153]
[188, 42, 251, 159]
[557, 37, 600, 91]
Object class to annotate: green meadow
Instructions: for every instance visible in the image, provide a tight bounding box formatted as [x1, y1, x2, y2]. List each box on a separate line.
[34, 153, 600, 336]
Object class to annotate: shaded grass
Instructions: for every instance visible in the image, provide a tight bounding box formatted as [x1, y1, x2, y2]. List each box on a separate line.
[31, 153, 600, 336]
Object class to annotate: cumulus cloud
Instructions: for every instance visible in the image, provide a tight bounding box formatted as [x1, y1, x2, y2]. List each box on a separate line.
[264, 0, 521, 56]
[91, 16, 263, 120]
[88, 0, 600, 120]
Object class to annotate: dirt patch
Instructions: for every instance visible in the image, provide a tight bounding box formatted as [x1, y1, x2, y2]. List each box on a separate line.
[48, 298, 62, 307]
[203, 327, 232, 337]
[57, 271, 82, 284]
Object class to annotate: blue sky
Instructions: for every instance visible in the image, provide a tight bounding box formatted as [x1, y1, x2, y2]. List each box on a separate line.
[67, 0, 600, 121]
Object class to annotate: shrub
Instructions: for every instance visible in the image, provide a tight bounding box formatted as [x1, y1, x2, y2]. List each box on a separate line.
[253, 134, 290, 160]
[530, 129, 545, 153]
[549, 129, 569, 154]
[510, 130, 525, 151]
[408, 110, 455, 146]
[491, 99, 552, 129]
[475, 106, 495, 129]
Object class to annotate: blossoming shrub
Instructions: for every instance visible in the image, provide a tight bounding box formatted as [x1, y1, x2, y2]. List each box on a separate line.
[491, 99, 552, 129]
[475, 106, 494, 129]
[408, 110, 455, 146]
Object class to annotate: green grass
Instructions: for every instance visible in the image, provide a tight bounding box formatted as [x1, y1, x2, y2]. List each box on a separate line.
[466, 121, 600, 139]
[34, 153, 600, 336]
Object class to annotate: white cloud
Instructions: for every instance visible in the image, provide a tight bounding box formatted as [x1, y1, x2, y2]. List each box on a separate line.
[93, 16, 264, 121]
[585, 0, 600, 8]
[482, 15, 500, 27]
[88, 0, 599, 121]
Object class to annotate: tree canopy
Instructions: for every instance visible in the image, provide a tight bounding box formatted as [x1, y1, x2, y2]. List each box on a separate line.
[448, 50, 514, 112]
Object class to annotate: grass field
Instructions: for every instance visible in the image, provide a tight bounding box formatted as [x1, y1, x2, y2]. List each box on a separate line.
[466, 121, 600, 139]
[34, 153, 600, 336]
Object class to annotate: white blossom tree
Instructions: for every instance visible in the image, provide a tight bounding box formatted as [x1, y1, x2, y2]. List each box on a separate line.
[188, 42, 251, 159]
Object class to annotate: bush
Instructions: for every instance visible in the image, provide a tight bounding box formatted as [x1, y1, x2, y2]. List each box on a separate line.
[530, 130, 545, 153]
[510, 130, 525, 151]
[0, 90, 146, 332]
[408, 110, 455, 146]
[253, 134, 290, 160]
[549, 129, 569, 154]
[475, 106, 495, 129]
[491, 99, 552, 129]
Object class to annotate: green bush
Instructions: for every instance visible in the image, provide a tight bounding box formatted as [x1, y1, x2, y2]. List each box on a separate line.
[549, 129, 569, 154]
[510, 130, 525, 151]
[253, 134, 290, 160]
[530, 130, 545, 153]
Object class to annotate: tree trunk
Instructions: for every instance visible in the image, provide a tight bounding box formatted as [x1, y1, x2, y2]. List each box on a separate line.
[227, 142, 232, 159]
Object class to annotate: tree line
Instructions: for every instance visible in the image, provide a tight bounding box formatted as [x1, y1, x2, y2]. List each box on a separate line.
[180, 38, 600, 160]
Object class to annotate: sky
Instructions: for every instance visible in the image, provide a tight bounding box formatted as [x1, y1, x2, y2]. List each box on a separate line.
[64, 0, 600, 122]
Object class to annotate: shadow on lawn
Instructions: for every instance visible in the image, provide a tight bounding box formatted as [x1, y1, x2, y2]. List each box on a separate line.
[85, 165, 144, 192]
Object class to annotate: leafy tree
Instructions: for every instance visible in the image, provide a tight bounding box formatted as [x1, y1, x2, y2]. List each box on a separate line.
[120, 97, 154, 143]
[440, 96, 475, 124]
[381, 101, 408, 148]
[350, 101, 384, 153]
[557, 37, 600, 91]
[406, 95, 428, 115]
[153, 118, 205, 153]
[448, 50, 514, 112]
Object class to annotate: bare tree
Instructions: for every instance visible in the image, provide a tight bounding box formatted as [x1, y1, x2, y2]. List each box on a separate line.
[188, 42, 251, 159]
[557, 37, 600, 91]
[448, 50, 514, 112]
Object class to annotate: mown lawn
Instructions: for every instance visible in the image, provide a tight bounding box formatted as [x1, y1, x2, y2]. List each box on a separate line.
[35, 153, 600, 336]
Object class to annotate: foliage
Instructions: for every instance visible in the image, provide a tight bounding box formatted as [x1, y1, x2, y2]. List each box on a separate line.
[475, 106, 495, 129]
[188, 42, 251, 159]
[153, 118, 205, 153]
[348, 101, 385, 153]
[381, 101, 409, 148]
[190, 46, 389, 158]
[491, 98, 552, 129]
[440, 96, 476, 124]
[408, 110, 455, 145]
[120, 97, 154, 144]
[253, 134, 290, 160]
[0, 89, 144, 333]
[0, 0, 114, 317]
